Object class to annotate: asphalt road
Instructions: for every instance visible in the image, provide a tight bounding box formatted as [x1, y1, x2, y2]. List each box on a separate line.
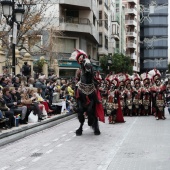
[0, 108, 170, 170]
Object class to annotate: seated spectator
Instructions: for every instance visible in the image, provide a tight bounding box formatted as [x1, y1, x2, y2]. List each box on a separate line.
[0, 90, 14, 128]
[67, 82, 74, 97]
[28, 78, 35, 88]
[0, 77, 8, 87]
[13, 77, 21, 88]
[0, 110, 9, 129]
[36, 88, 54, 116]
[2, 87, 28, 124]
[20, 90, 44, 121]
[28, 89, 48, 119]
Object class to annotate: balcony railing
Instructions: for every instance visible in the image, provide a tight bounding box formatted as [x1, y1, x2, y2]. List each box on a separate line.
[125, 20, 137, 26]
[127, 53, 137, 60]
[125, 8, 137, 15]
[60, 17, 91, 25]
[126, 32, 137, 37]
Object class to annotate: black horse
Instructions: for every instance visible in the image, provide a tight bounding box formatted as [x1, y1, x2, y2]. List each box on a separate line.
[75, 58, 101, 136]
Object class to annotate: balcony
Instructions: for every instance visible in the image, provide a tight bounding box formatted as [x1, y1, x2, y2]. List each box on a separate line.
[133, 66, 138, 72]
[127, 42, 137, 49]
[125, 8, 137, 15]
[111, 21, 120, 41]
[128, 53, 137, 60]
[127, 0, 137, 4]
[59, 0, 91, 9]
[125, 20, 137, 26]
[126, 31, 137, 37]
[59, 17, 99, 43]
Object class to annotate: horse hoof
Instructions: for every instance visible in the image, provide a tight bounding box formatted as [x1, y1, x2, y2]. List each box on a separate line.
[94, 131, 101, 135]
[76, 129, 82, 136]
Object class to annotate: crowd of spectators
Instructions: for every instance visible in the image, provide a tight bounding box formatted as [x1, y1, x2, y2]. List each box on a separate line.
[0, 71, 76, 132]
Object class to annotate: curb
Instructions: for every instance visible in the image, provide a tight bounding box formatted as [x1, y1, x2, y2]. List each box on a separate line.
[0, 113, 77, 147]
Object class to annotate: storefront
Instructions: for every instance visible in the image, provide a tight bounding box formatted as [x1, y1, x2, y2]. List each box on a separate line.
[58, 60, 101, 78]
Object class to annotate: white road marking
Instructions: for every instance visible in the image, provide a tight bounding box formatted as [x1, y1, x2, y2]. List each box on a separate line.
[15, 167, 26, 170]
[65, 138, 71, 142]
[62, 134, 67, 137]
[46, 149, 53, 154]
[53, 138, 59, 142]
[43, 143, 51, 147]
[72, 135, 76, 138]
[0, 166, 10, 170]
[15, 157, 26, 162]
[31, 149, 40, 153]
[32, 157, 41, 162]
[56, 144, 63, 147]
[84, 128, 89, 131]
[69, 131, 73, 133]
[97, 117, 138, 170]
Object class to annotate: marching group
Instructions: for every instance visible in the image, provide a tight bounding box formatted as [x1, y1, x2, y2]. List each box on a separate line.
[97, 69, 170, 124]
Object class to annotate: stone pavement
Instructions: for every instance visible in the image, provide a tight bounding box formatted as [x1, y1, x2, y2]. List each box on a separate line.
[0, 112, 77, 147]
[0, 109, 170, 170]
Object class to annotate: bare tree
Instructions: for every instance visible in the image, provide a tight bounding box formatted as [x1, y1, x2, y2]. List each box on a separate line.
[0, 0, 60, 57]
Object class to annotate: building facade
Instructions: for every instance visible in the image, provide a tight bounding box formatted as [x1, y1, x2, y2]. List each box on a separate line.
[140, 0, 168, 75]
[123, 0, 140, 72]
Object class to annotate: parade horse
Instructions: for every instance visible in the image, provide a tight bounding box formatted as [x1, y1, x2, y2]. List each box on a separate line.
[75, 58, 102, 136]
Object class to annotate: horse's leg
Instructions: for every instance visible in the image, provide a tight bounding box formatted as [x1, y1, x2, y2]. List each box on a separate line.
[93, 117, 101, 135]
[87, 102, 101, 135]
[76, 102, 85, 136]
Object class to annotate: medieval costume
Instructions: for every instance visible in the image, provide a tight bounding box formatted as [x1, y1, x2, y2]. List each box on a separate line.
[149, 69, 166, 120]
[132, 73, 142, 116]
[124, 74, 133, 116]
[165, 82, 170, 114]
[140, 72, 152, 116]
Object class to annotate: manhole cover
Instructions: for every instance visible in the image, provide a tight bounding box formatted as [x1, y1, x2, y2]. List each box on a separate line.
[31, 153, 43, 157]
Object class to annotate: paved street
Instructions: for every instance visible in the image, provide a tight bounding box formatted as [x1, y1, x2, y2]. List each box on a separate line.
[0, 108, 170, 170]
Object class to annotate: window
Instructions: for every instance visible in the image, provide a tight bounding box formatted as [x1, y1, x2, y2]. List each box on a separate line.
[99, 0, 102, 5]
[105, 36, 108, 49]
[54, 38, 76, 53]
[66, 10, 79, 18]
[104, 13, 108, 30]
[99, 11, 102, 26]
[99, 33, 103, 46]
[93, 15, 96, 26]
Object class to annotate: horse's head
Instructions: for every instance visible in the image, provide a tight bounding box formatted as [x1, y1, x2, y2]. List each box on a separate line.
[82, 58, 92, 73]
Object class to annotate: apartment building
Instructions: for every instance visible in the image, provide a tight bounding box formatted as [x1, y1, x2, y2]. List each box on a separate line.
[21, 0, 100, 77]
[140, 0, 168, 76]
[123, 0, 140, 72]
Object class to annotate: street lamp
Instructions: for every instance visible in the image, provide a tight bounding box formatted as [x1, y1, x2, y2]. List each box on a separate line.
[1, 0, 25, 75]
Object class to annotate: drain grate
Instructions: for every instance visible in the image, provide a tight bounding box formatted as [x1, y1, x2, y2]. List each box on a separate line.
[31, 153, 43, 157]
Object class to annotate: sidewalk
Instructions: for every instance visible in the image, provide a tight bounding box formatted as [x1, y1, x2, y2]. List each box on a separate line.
[0, 112, 77, 147]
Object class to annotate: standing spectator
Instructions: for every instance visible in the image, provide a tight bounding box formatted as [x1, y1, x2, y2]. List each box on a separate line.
[46, 80, 55, 104]
[34, 76, 47, 99]
[22, 62, 31, 81]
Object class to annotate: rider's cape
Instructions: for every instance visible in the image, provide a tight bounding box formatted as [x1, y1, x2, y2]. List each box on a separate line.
[95, 89, 105, 123]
